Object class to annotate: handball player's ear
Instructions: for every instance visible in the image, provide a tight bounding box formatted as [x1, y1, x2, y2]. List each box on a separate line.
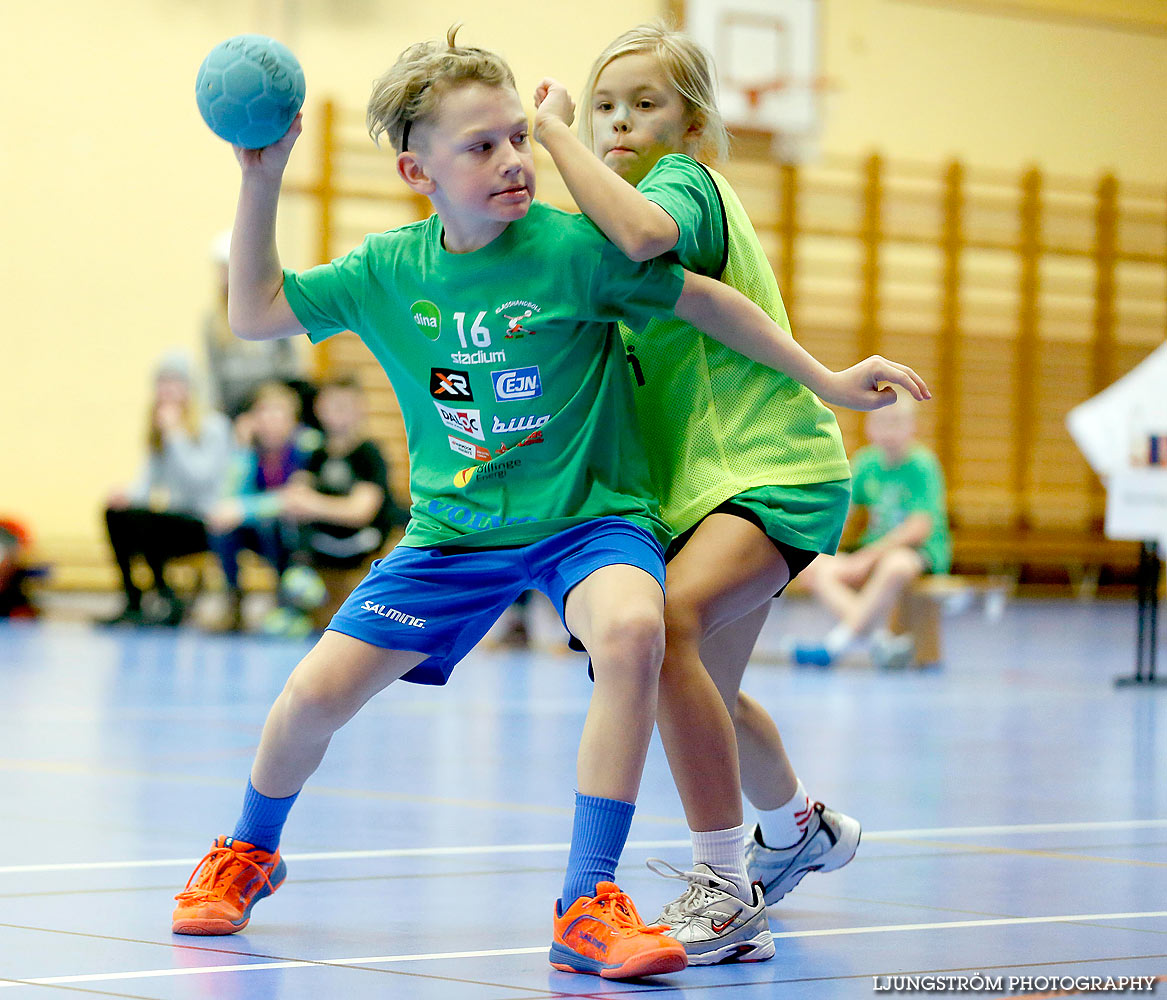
[397, 152, 435, 195]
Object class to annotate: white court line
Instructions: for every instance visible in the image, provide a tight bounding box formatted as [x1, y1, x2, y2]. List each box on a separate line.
[2, 910, 1165, 989]
[0, 840, 688, 875]
[1, 819, 1165, 875]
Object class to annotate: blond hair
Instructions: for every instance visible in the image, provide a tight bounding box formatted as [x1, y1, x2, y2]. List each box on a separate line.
[147, 402, 204, 455]
[579, 21, 729, 163]
[251, 380, 302, 418]
[148, 356, 202, 454]
[367, 24, 516, 152]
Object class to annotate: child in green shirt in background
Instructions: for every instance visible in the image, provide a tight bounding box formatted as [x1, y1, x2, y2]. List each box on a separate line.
[794, 394, 951, 669]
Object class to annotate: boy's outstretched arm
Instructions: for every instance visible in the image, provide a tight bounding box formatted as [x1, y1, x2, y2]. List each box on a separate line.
[533, 78, 677, 261]
[227, 115, 309, 341]
[676, 271, 931, 411]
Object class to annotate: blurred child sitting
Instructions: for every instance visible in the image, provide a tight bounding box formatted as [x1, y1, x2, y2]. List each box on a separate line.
[206, 381, 318, 631]
[791, 393, 951, 669]
[263, 375, 407, 636]
[101, 353, 233, 626]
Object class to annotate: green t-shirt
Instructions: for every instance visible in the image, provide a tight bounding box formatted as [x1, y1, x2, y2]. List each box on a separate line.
[283, 202, 683, 550]
[850, 443, 952, 573]
[623, 154, 851, 535]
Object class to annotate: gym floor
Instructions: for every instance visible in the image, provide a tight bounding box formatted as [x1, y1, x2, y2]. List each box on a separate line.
[1, 596, 1164, 998]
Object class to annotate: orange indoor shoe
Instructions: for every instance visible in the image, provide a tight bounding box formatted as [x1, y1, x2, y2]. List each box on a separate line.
[172, 836, 286, 935]
[550, 881, 688, 979]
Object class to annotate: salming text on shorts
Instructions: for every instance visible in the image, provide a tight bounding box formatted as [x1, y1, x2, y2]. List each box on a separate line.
[325, 516, 666, 685]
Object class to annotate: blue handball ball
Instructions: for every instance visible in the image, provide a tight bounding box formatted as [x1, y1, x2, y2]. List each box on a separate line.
[195, 34, 305, 149]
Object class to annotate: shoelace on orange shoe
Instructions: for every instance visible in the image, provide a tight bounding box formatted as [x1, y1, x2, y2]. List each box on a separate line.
[174, 846, 276, 904]
[590, 887, 671, 937]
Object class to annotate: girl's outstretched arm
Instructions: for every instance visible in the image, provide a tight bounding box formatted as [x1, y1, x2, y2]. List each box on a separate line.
[534, 78, 677, 261]
[675, 271, 931, 411]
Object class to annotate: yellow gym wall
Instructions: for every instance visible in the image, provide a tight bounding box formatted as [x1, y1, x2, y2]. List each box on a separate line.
[1, 0, 1164, 561]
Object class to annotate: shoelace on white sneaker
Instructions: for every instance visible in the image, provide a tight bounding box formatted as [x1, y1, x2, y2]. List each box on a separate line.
[646, 858, 740, 921]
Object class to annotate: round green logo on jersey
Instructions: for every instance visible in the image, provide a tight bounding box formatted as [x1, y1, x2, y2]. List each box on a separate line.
[411, 300, 441, 340]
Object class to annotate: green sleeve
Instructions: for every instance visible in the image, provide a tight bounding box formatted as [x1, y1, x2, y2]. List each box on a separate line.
[283, 236, 374, 344]
[585, 234, 685, 334]
[636, 154, 726, 277]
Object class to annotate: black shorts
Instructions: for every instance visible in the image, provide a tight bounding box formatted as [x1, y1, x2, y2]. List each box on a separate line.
[666, 500, 820, 599]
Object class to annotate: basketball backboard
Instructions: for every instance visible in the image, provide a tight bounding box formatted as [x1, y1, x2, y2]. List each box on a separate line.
[684, 0, 825, 161]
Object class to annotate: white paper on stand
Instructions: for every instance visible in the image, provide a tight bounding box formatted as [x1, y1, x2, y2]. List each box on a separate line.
[1104, 469, 1167, 552]
[1066, 342, 1167, 479]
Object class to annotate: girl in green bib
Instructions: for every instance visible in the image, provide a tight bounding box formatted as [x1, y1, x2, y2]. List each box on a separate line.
[534, 22, 914, 962]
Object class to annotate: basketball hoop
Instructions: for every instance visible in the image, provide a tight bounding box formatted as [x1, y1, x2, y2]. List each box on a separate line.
[689, 0, 827, 163]
[729, 76, 832, 163]
[740, 76, 832, 111]
[742, 80, 785, 111]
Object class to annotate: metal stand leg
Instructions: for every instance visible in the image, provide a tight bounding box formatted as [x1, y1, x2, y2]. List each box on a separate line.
[1116, 541, 1167, 688]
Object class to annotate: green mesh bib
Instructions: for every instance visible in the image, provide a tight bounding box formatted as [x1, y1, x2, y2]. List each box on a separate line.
[621, 165, 850, 535]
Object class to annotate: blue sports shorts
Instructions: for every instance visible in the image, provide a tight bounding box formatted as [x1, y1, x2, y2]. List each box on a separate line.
[325, 516, 665, 685]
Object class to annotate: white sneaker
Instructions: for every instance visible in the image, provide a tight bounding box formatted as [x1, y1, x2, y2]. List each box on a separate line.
[870, 632, 915, 670]
[646, 859, 775, 966]
[745, 801, 861, 905]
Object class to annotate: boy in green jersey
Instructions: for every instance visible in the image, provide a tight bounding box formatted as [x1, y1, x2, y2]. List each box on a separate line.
[535, 22, 931, 962]
[173, 27, 927, 979]
[793, 394, 952, 669]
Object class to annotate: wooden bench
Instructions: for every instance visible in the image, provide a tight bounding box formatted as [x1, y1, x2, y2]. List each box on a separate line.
[888, 573, 1014, 667]
[950, 528, 1140, 597]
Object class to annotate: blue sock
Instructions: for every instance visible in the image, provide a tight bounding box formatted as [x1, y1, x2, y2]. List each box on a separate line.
[231, 779, 299, 853]
[560, 793, 635, 910]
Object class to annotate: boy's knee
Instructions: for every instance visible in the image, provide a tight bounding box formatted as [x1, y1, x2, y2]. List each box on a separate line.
[878, 547, 923, 582]
[282, 663, 351, 726]
[591, 604, 665, 670]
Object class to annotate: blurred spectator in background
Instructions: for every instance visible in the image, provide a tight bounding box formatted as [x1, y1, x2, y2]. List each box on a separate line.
[101, 353, 233, 626]
[492, 591, 536, 649]
[0, 517, 38, 619]
[791, 394, 951, 669]
[203, 230, 308, 424]
[264, 375, 407, 637]
[206, 381, 318, 631]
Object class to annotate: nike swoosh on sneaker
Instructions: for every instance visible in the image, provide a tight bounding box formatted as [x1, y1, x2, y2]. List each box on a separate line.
[710, 909, 742, 933]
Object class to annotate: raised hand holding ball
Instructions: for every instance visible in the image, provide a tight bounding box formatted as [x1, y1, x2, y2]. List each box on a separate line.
[196, 35, 305, 149]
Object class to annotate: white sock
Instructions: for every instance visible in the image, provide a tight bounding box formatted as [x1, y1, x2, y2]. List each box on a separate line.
[756, 779, 812, 849]
[823, 624, 857, 656]
[691, 824, 752, 901]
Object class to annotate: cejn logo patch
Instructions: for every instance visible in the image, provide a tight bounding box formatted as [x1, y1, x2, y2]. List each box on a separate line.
[433, 401, 484, 441]
[491, 366, 542, 402]
[430, 368, 473, 401]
